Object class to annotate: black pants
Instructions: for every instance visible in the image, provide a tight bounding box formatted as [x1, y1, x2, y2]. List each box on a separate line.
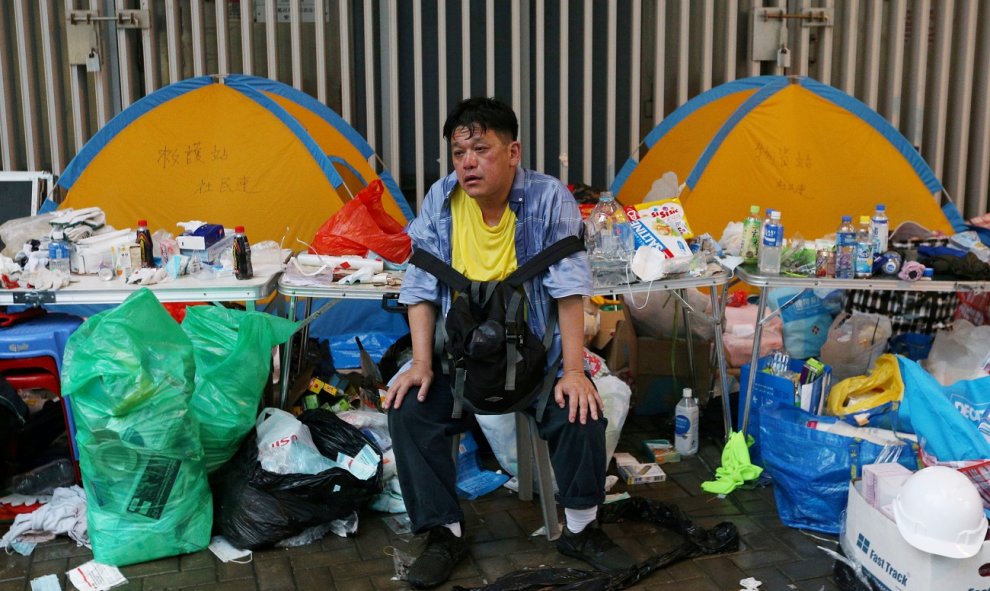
[388, 371, 607, 535]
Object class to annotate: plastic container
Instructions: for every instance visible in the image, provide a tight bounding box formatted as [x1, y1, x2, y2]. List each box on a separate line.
[584, 192, 634, 285]
[854, 215, 874, 278]
[741, 204, 761, 262]
[136, 219, 154, 268]
[12, 458, 76, 495]
[232, 226, 254, 280]
[871, 204, 889, 254]
[674, 388, 699, 456]
[758, 210, 783, 274]
[835, 215, 856, 279]
[47, 230, 71, 274]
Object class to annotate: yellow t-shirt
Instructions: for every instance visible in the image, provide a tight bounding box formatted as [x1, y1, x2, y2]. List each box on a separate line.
[450, 187, 517, 281]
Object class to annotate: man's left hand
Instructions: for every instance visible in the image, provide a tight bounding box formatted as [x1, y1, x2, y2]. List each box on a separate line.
[554, 370, 604, 424]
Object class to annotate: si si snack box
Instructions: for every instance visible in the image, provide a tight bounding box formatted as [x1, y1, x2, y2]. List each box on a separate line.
[624, 197, 694, 245]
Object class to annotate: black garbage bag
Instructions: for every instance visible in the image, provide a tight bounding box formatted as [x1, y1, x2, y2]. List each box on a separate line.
[212, 408, 384, 549]
[453, 496, 739, 591]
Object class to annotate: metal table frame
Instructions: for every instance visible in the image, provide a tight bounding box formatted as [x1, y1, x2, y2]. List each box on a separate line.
[735, 266, 990, 435]
[278, 268, 735, 440]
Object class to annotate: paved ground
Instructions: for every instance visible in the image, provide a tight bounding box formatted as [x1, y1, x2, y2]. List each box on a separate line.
[0, 410, 842, 591]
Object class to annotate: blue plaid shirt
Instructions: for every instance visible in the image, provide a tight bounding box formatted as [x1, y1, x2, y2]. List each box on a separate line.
[399, 167, 593, 366]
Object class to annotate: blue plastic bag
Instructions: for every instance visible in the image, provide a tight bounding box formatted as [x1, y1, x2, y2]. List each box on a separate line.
[897, 356, 990, 462]
[759, 405, 919, 534]
[768, 288, 832, 359]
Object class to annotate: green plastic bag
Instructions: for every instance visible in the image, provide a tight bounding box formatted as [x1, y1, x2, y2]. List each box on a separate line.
[62, 289, 211, 566]
[181, 305, 297, 472]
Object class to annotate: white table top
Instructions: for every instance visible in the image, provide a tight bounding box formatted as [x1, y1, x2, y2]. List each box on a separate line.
[277, 268, 733, 301]
[736, 265, 989, 293]
[0, 264, 283, 306]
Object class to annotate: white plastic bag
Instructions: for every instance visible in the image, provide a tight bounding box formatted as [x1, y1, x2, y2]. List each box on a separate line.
[255, 408, 337, 475]
[476, 374, 632, 479]
[819, 312, 892, 382]
[926, 320, 990, 385]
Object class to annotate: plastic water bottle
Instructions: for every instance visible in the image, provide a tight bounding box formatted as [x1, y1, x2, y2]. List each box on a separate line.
[585, 192, 634, 285]
[48, 230, 71, 274]
[871, 204, 889, 254]
[855, 215, 874, 278]
[835, 215, 856, 279]
[741, 204, 761, 262]
[758, 210, 783, 274]
[12, 458, 76, 495]
[756, 208, 775, 259]
[232, 225, 254, 280]
[674, 388, 699, 456]
[136, 219, 154, 268]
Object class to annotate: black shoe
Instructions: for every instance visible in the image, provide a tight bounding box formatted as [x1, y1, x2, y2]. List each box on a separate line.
[556, 520, 636, 572]
[406, 526, 469, 589]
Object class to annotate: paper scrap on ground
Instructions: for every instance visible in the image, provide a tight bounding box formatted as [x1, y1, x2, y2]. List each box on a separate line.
[738, 576, 762, 589]
[66, 561, 126, 591]
[208, 536, 252, 563]
[30, 574, 61, 591]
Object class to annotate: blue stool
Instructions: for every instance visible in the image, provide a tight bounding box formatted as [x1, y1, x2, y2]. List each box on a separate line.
[0, 313, 85, 462]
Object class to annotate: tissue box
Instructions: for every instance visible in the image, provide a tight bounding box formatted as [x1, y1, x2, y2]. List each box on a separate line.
[614, 452, 667, 485]
[862, 463, 911, 508]
[177, 224, 225, 250]
[181, 234, 235, 264]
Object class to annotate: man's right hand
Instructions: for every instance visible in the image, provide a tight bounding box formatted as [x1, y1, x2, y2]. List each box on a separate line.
[384, 360, 434, 410]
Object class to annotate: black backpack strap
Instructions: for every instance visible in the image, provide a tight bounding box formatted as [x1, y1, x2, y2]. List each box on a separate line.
[410, 248, 471, 292]
[503, 235, 585, 288]
[534, 302, 561, 422]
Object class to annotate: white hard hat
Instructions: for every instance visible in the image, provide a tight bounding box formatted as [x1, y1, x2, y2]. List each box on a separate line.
[892, 466, 988, 559]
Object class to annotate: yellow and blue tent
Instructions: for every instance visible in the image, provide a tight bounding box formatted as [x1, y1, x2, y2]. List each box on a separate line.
[612, 75, 951, 240]
[58, 74, 413, 246]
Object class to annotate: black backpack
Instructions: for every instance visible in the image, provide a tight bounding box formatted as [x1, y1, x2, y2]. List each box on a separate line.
[409, 236, 585, 419]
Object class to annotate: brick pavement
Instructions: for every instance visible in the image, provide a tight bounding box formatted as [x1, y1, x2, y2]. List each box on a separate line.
[0, 413, 842, 590]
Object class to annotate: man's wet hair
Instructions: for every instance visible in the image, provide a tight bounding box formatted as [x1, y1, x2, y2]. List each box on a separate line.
[442, 97, 518, 143]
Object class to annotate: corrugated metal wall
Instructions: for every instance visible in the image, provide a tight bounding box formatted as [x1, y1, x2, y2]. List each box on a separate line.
[1, 0, 987, 218]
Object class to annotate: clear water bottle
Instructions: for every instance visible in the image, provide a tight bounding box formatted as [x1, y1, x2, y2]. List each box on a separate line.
[48, 230, 71, 275]
[585, 192, 634, 285]
[871, 204, 889, 254]
[758, 210, 783, 274]
[855, 215, 874, 278]
[741, 204, 761, 262]
[835, 215, 856, 279]
[674, 388, 699, 456]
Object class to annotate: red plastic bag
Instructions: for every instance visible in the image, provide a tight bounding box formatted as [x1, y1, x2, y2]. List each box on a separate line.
[308, 180, 411, 263]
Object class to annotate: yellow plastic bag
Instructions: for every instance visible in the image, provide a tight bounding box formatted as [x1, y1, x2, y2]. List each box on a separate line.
[826, 354, 903, 418]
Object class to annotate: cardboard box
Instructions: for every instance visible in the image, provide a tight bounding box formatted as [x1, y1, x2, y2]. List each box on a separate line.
[592, 306, 625, 350]
[842, 479, 990, 590]
[613, 452, 666, 485]
[642, 439, 681, 464]
[598, 297, 637, 377]
[634, 336, 712, 413]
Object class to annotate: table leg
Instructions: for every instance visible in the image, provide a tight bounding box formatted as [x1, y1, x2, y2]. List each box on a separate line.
[279, 294, 299, 408]
[740, 287, 769, 436]
[679, 289, 698, 393]
[709, 284, 732, 441]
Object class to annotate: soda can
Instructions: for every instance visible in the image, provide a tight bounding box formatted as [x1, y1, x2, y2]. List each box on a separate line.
[815, 249, 830, 277]
[878, 251, 903, 276]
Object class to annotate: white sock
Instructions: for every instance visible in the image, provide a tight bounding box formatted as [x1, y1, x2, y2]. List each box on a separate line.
[565, 507, 597, 534]
[443, 522, 462, 538]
